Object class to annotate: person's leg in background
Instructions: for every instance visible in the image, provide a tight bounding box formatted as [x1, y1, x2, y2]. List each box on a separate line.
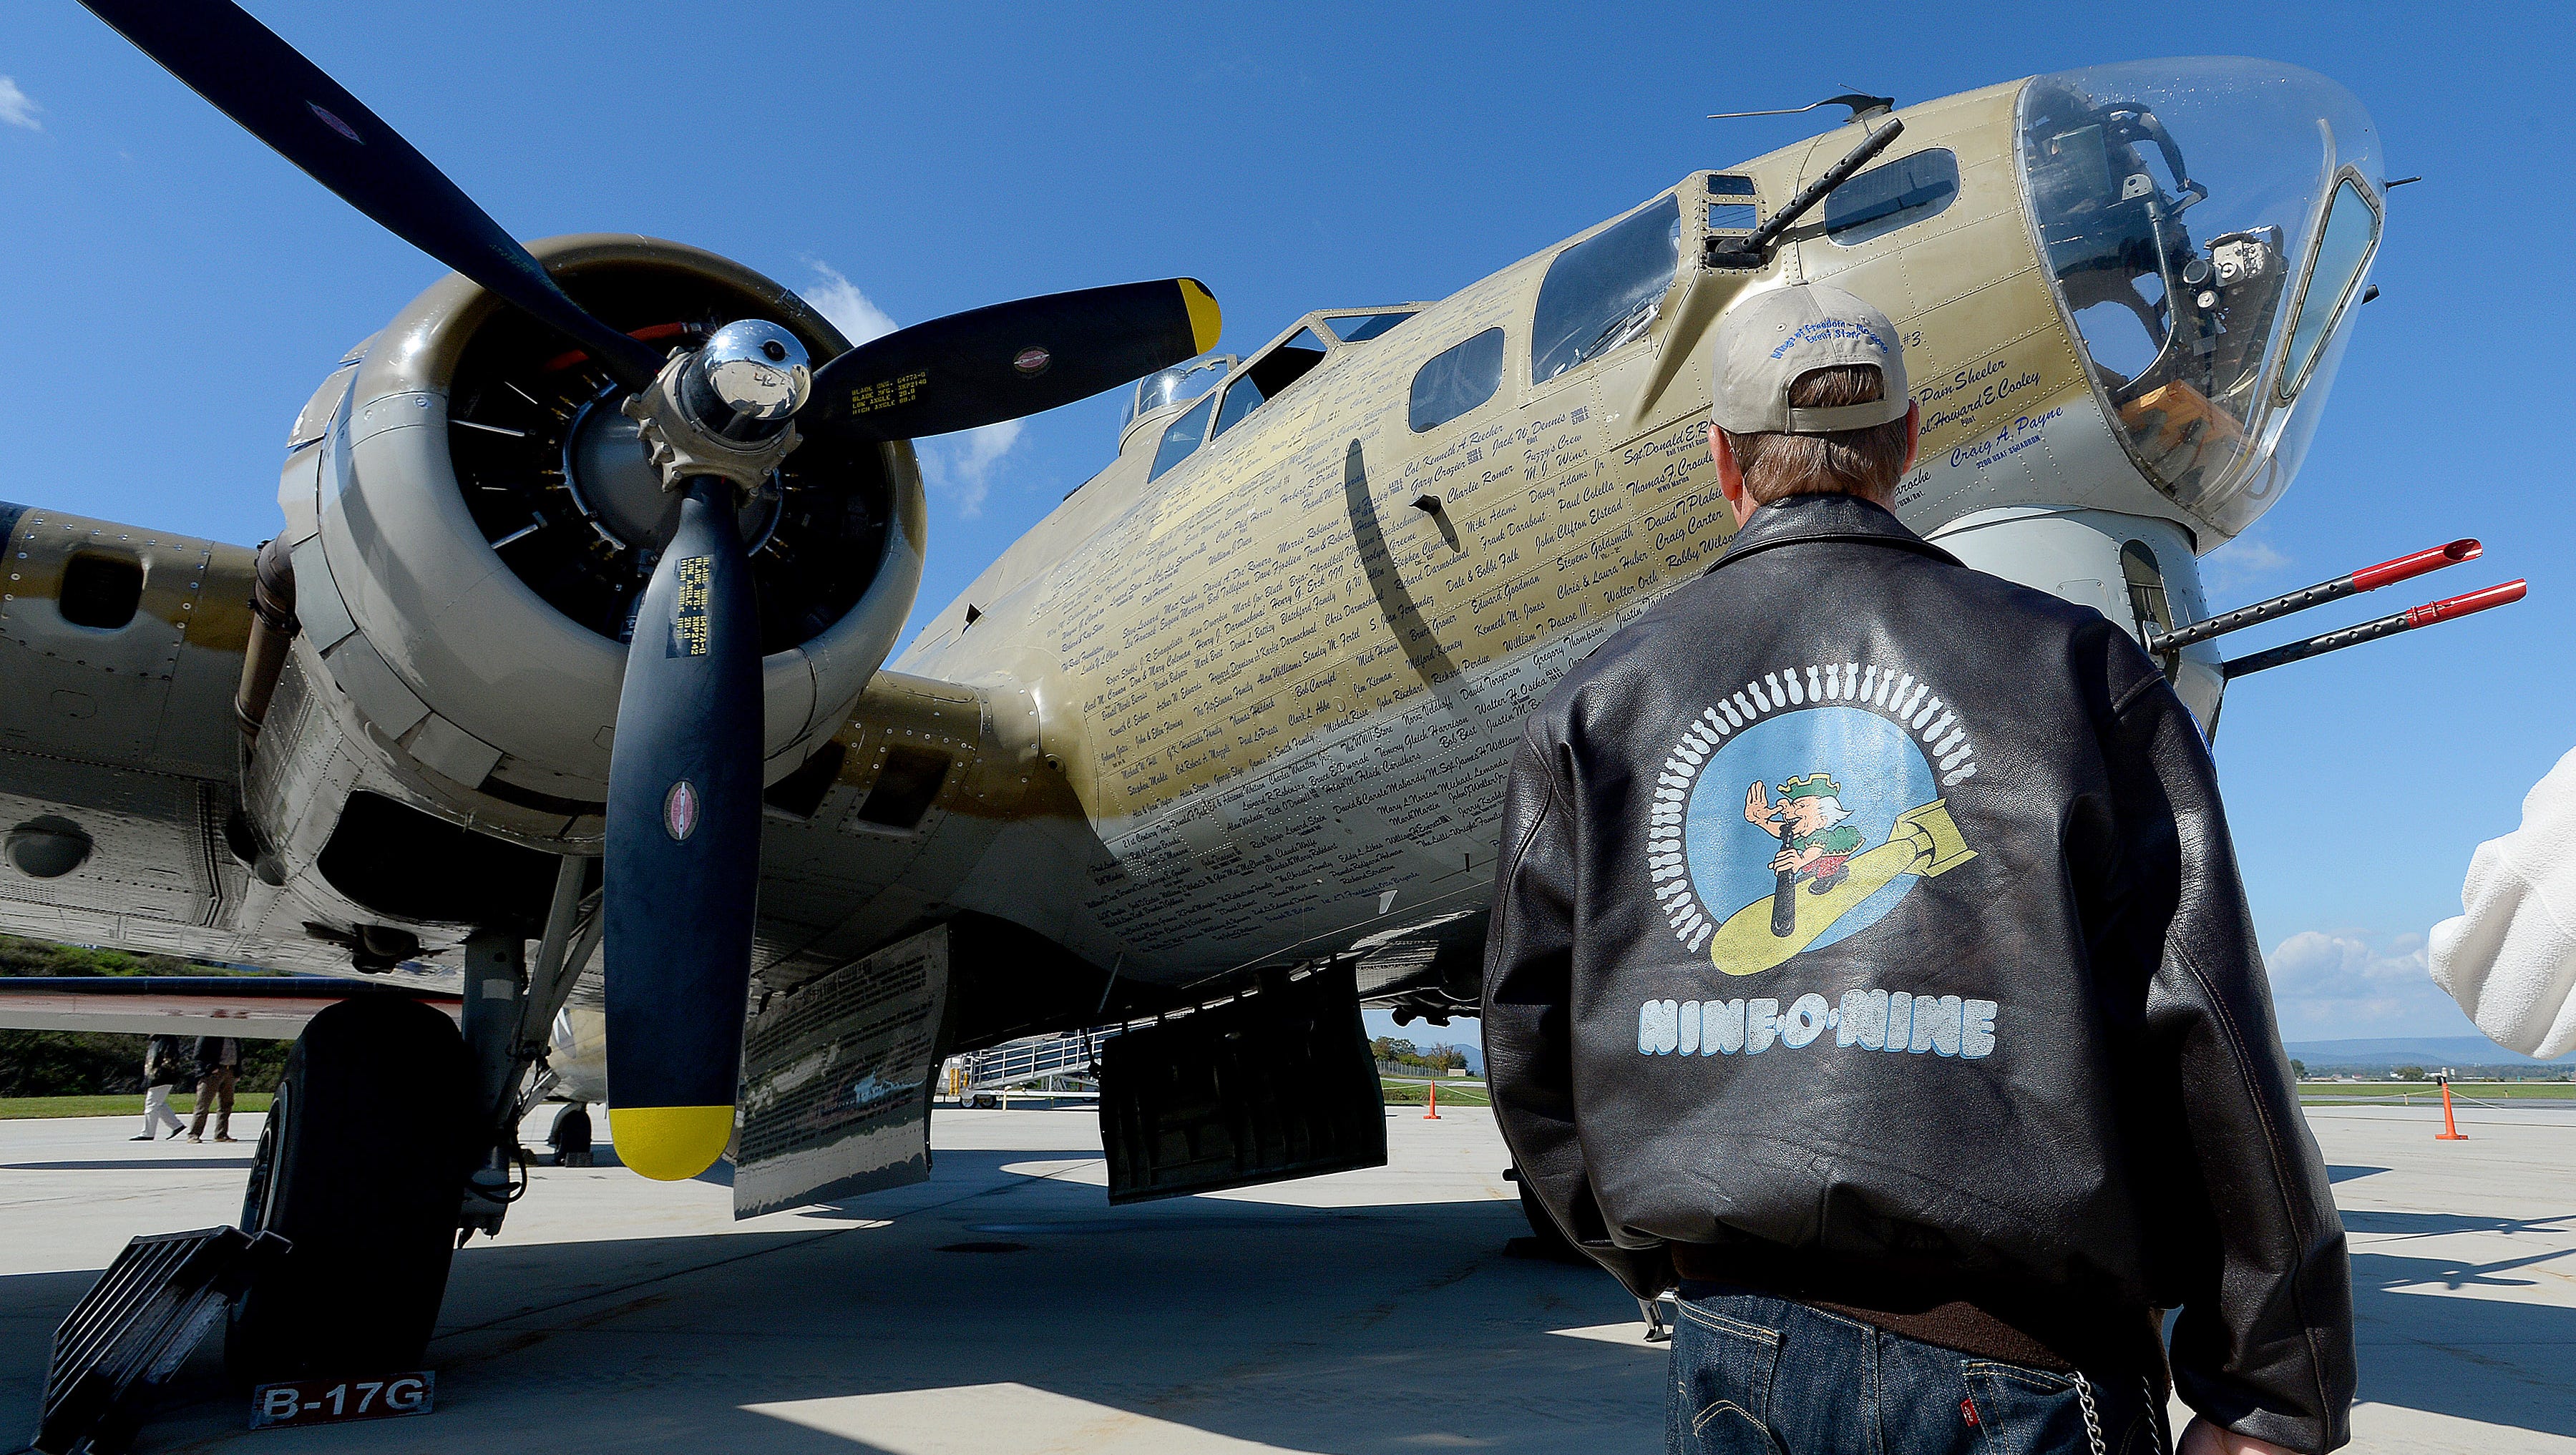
[209, 1067, 237, 1141]
[138, 1084, 184, 1140]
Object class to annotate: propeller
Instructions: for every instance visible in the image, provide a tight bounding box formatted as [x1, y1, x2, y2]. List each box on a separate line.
[86, 0, 1221, 1182]
[602, 478, 764, 1178]
[806, 279, 1222, 442]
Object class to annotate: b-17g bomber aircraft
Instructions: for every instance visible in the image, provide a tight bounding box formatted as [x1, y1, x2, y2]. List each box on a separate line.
[0, 1, 2526, 1386]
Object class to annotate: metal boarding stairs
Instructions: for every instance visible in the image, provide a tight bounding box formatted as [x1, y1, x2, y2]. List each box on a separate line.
[944, 1029, 1108, 1101]
[31, 1226, 288, 1454]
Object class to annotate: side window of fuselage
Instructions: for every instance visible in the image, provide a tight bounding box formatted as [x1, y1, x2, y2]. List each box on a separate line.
[1408, 328, 1506, 433]
[1824, 148, 1961, 247]
[1148, 391, 1217, 484]
[1530, 193, 1682, 386]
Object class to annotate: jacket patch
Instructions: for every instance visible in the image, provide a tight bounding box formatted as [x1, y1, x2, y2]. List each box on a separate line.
[1646, 661, 1979, 976]
[1637, 989, 1999, 1058]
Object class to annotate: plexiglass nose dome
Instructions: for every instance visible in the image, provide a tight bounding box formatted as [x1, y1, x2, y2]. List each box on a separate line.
[2019, 58, 2384, 541]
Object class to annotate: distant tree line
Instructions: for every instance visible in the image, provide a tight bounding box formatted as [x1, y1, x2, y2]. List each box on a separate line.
[0, 934, 288, 1097]
[1371, 1037, 1470, 1074]
[2293, 1058, 2574, 1082]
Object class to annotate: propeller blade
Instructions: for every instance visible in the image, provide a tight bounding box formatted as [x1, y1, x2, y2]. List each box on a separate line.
[602, 479, 764, 1180]
[806, 278, 1221, 441]
[79, 0, 665, 393]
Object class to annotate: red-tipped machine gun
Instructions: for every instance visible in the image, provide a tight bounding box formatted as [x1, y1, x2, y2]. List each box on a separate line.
[2146, 539, 2527, 680]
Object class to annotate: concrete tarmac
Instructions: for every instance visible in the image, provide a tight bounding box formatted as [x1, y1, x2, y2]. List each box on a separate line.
[1, 1099, 2570, 1453]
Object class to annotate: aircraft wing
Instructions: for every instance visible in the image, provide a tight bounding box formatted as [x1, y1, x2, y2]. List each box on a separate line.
[0, 976, 461, 1039]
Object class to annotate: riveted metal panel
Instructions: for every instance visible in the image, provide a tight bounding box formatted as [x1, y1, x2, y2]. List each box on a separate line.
[321, 634, 430, 739]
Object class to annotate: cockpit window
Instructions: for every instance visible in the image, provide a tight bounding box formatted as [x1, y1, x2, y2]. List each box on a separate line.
[1409, 328, 1506, 433]
[1531, 193, 1682, 385]
[2280, 177, 2379, 401]
[2019, 59, 2381, 537]
[1825, 149, 1960, 246]
[1147, 391, 1216, 484]
[1212, 328, 1330, 439]
[1320, 311, 1415, 343]
[1121, 356, 1234, 432]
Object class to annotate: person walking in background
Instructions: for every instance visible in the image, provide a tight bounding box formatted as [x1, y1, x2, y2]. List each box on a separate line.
[548, 1102, 595, 1167]
[187, 1034, 241, 1143]
[132, 1034, 186, 1142]
[2430, 746, 2576, 1058]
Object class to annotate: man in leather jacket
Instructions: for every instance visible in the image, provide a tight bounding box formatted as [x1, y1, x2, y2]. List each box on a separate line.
[1484, 284, 2353, 1455]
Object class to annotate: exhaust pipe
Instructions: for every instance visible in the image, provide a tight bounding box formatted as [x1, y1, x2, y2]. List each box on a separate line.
[234, 536, 299, 745]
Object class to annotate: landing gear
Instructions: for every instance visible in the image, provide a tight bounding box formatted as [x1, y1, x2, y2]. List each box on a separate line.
[228, 996, 476, 1382]
[547, 1102, 595, 1167]
[1503, 1165, 1588, 1264]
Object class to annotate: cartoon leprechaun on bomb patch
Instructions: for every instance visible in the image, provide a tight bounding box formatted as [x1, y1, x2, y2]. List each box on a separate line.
[1745, 773, 1864, 894]
[1677, 701, 1980, 977]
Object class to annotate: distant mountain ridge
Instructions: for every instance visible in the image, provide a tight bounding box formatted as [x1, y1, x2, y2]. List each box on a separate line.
[2285, 1036, 2575, 1067]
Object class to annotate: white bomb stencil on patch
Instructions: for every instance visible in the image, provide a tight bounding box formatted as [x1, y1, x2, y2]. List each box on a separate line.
[1647, 662, 1979, 976]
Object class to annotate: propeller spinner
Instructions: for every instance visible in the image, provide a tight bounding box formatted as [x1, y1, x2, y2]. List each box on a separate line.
[85, 0, 1221, 1180]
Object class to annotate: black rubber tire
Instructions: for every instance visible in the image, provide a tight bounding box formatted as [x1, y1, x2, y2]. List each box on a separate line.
[227, 996, 477, 1383]
[1516, 1176, 1589, 1263]
[549, 1103, 592, 1166]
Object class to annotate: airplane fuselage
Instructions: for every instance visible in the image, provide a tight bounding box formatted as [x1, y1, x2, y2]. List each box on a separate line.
[1, 67, 2385, 1056]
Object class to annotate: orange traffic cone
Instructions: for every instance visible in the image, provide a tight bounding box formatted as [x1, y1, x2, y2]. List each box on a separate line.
[2436, 1079, 2468, 1141]
[1423, 1081, 1441, 1120]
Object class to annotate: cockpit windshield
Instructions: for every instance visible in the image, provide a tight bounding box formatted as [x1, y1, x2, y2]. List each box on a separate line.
[1319, 310, 1416, 343]
[2019, 59, 2381, 537]
[1120, 355, 1236, 433]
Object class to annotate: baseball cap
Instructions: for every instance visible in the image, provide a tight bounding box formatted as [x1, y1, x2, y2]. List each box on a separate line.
[1710, 283, 1910, 435]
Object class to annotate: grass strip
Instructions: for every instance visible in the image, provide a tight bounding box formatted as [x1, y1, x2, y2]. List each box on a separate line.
[2298, 1082, 2575, 1100]
[0, 1093, 275, 1120]
[1380, 1079, 1493, 1107]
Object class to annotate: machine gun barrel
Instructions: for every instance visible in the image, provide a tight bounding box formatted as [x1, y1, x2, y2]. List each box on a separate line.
[2149, 539, 2481, 652]
[2222, 579, 2526, 680]
[1707, 118, 1906, 268]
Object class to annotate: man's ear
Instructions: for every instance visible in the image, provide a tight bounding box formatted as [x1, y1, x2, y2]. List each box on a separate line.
[1711, 422, 1746, 502]
[1902, 399, 1922, 474]
[1712, 422, 1759, 527]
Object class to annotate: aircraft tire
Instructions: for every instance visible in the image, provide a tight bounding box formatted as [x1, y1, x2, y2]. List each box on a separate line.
[227, 996, 477, 1383]
[1515, 1176, 1588, 1264]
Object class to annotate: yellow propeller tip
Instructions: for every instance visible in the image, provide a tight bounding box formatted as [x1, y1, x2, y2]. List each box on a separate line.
[610, 1104, 734, 1181]
[1179, 278, 1222, 356]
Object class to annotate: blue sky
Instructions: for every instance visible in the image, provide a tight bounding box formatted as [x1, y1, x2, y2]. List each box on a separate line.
[5, 1, 2568, 1045]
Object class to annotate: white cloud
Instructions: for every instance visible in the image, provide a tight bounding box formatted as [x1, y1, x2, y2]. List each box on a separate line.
[2270, 929, 2428, 995]
[799, 260, 894, 346]
[919, 421, 1025, 519]
[796, 260, 1027, 516]
[2265, 929, 2462, 1039]
[0, 77, 42, 132]
[2203, 534, 2290, 597]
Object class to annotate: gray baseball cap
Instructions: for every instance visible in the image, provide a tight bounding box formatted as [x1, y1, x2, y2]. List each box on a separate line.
[1710, 283, 1910, 435]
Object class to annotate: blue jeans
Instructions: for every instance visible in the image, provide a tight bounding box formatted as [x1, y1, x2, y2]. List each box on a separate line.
[1668, 1283, 2167, 1455]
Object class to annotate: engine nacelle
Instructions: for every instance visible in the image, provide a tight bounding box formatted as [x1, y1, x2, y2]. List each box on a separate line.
[257, 235, 923, 861]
